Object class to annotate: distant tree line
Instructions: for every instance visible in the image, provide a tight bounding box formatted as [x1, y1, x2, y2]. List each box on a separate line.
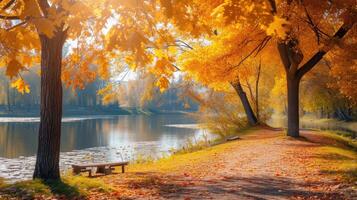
[0, 71, 197, 113]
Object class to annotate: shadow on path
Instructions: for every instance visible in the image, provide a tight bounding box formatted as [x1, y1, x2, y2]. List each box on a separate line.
[122, 172, 343, 200]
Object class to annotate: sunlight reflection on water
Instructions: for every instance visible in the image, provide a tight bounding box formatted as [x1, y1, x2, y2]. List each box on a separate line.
[0, 114, 212, 182]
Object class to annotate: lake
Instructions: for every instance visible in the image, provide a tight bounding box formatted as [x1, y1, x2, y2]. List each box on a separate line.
[1, 113, 355, 181]
[0, 114, 210, 181]
[0, 114, 208, 159]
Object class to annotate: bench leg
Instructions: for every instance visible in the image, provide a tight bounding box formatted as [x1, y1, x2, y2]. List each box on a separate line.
[73, 168, 80, 175]
[97, 166, 105, 174]
[104, 168, 112, 175]
[122, 165, 125, 173]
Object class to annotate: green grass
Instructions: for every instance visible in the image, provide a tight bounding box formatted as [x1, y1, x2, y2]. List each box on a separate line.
[0, 178, 5, 188]
[173, 126, 256, 155]
[0, 175, 111, 199]
[307, 131, 357, 183]
[322, 131, 357, 150]
[316, 146, 357, 183]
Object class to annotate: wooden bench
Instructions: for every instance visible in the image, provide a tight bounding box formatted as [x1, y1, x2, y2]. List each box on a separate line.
[72, 161, 129, 177]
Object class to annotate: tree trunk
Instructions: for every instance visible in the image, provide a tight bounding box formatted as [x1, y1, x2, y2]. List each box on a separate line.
[231, 81, 258, 126]
[255, 61, 261, 120]
[33, 31, 66, 180]
[6, 80, 11, 111]
[286, 76, 300, 137]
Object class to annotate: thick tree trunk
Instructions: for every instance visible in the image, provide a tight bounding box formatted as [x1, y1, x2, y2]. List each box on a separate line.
[33, 31, 66, 180]
[231, 81, 258, 125]
[286, 76, 300, 137]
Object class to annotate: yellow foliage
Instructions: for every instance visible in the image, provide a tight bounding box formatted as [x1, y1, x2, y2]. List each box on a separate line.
[11, 78, 30, 94]
[31, 18, 57, 38]
[155, 76, 169, 92]
[6, 59, 24, 78]
[20, 0, 42, 18]
[265, 16, 290, 39]
[97, 84, 116, 105]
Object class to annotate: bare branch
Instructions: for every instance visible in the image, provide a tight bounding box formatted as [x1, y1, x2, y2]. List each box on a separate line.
[6, 20, 26, 31]
[38, 0, 50, 16]
[171, 63, 181, 71]
[1, 0, 16, 10]
[175, 40, 193, 50]
[0, 14, 19, 20]
[267, 0, 277, 14]
[296, 18, 356, 78]
[227, 36, 271, 72]
[302, 4, 321, 44]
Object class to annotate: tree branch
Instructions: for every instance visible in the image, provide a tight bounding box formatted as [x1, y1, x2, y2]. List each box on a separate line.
[228, 36, 271, 71]
[38, 0, 50, 16]
[267, 0, 277, 14]
[277, 42, 291, 72]
[296, 18, 356, 78]
[0, 14, 19, 20]
[1, 0, 16, 10]
[175, 40, 193, 50]
[6, 20, 26, 31]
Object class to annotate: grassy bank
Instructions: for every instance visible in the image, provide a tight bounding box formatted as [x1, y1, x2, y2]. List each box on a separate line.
[0, 175, 111, 199]
[307, 131, 357, 182]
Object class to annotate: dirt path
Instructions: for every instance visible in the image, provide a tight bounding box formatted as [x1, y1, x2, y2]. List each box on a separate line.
[96, 129, 356, 200]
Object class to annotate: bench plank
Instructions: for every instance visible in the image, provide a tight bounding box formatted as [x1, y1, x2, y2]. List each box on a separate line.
[72, 161, 128, 176]
[72, 161, 128, 168]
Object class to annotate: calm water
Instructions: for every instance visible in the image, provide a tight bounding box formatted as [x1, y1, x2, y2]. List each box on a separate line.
[0, 114, 206, 159]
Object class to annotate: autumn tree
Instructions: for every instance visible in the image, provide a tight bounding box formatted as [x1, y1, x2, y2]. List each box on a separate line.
[0, 0, 111, 180]
[268, 0, 356, 137]
[158, 0, 357, 137]
[177, 26, 271, 125]
[0, 0, 192, 180]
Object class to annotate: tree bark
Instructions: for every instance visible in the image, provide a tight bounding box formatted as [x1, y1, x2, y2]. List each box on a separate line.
[255, 61, 261, 120]
[6, 80, 11, 111]
[33, 30, 66, 180]
[286, 76, 300, 137]
[230, 81, 258, 126]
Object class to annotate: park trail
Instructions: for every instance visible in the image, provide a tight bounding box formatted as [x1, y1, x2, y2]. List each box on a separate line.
[91, 128, 356, 200]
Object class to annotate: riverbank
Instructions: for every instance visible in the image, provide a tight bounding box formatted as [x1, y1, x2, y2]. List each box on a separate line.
[0, 128, 356, 199]
[269, 114, 357, 138]
[300, 117, 357, 138]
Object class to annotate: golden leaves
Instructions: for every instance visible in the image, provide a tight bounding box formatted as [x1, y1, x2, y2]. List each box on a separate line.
[150, 49, 176, 77]
[62, 52, 97, 90]
[155, 76, 169, 92]
[97, 84, 116, 105]
[211, 1, 229, 21]
[105, 26, 152, 69]
[6, 59, 24, 78]
[3, 56, 36, 94]
[265, 16, 290, 39]
[96, 54, 110, 80]
[116, 0, 143, 9]
[31, 18, 57, 38]
[20, 0, 42, 19]
[11, 78, 30, 94]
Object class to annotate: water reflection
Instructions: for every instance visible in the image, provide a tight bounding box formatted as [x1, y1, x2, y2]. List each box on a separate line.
[0, 115, 204, 158]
